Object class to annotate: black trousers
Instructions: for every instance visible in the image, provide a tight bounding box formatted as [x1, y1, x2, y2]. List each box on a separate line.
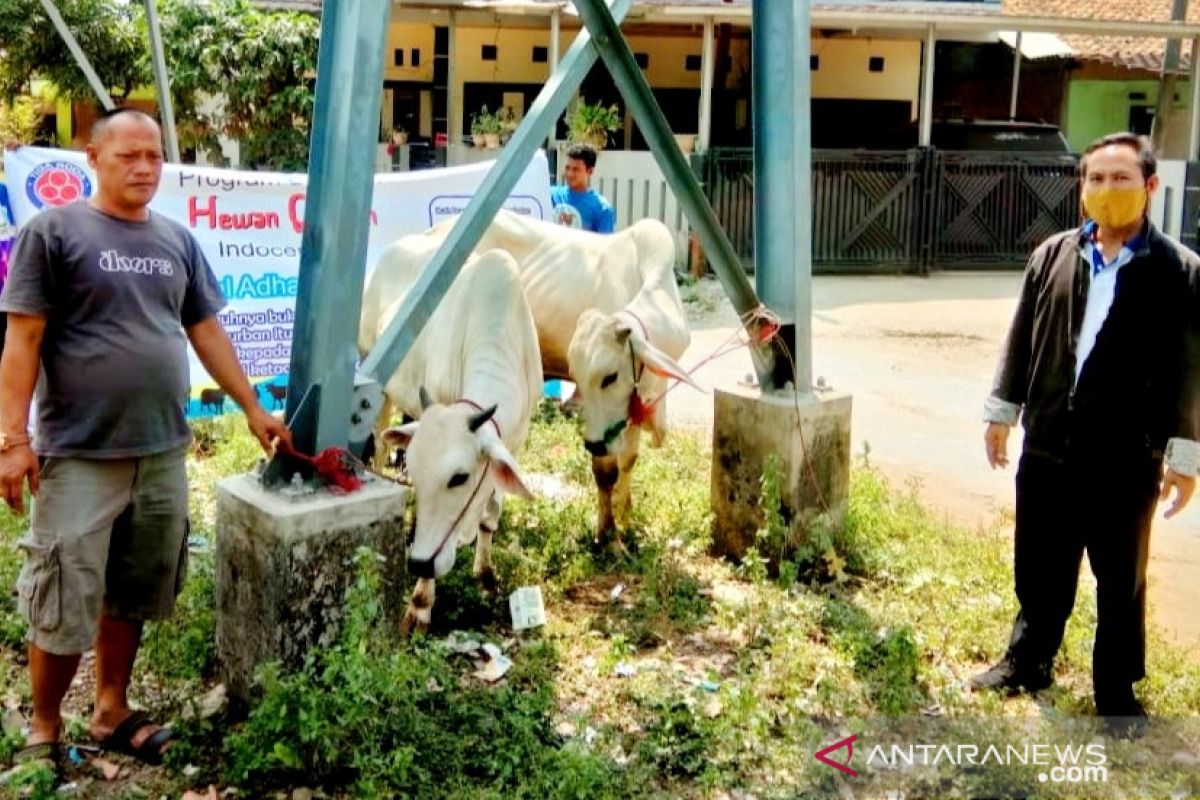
[1005, 449, 1160, 697]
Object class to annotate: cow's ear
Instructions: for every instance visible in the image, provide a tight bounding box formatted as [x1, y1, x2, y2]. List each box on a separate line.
[382, 421, 420, 450]
[631, 338, 700, 390]
[481, 436, 534, 500]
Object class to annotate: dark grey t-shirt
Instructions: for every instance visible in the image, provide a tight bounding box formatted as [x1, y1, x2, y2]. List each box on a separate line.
[0, 202, 226, 458]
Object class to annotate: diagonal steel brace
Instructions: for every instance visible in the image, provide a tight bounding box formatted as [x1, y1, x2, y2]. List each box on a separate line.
[37, 0, 115, 111]
[570, 0, 786, 387]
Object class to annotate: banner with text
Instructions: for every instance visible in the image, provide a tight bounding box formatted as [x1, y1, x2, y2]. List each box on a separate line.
[2, 148, 551, 417]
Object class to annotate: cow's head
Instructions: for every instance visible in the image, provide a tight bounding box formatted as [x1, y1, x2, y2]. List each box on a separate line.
[384, 387, 532, 580]
[567, 309, 692, 458]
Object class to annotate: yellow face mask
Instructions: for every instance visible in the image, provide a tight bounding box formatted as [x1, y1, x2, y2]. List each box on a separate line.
[1081, 187, 1148, 231]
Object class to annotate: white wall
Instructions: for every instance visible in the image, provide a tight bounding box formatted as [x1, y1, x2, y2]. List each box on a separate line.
[1151, 159, 1187, 238]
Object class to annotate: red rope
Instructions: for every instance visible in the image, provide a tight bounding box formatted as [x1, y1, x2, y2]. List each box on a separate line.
[283, 446, 363, 494]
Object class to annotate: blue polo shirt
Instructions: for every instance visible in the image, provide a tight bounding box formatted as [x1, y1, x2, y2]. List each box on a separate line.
[550, 185, 615, 233]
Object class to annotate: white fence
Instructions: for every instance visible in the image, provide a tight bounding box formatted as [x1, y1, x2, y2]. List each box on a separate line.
[588, 149, 691, 261]
[1151, 159, 1187, 239]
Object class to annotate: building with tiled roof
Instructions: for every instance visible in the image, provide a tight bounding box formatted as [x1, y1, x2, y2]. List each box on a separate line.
[997, 0, 1200, 155]
[1004, 0, 1197, 72]
[236, 0, 1200, 156]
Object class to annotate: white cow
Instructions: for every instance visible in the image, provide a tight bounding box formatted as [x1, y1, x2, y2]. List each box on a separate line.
[567, 285, 693, 544]
[358, 249, 542, 634]
[360, 209, 692, 542]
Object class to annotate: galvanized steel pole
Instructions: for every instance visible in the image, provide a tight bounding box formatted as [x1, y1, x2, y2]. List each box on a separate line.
[361, 0, 634, 388]
[286, 0, 392, 454]
[143, 0, 181, 162]
[752, 0, 812, 392]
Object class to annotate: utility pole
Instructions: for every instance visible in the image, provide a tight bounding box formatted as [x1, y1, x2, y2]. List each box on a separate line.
[1152, 0, 1189, 153]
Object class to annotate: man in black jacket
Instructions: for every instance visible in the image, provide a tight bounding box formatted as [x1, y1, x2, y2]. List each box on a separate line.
[974, 133, 1199, 724]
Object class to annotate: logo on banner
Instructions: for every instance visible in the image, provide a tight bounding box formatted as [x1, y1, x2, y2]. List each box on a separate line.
[25, 162, 92, 209]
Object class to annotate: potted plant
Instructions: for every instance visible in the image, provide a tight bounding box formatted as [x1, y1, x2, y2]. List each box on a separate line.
[470, 106, 489, 147]
[471, 106, 503, 148]
[497, 106, 519, 145]
[565, 98, 621, 149]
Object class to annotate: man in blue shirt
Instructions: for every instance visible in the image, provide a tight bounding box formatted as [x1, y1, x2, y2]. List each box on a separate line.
[551, 143, 615, 234]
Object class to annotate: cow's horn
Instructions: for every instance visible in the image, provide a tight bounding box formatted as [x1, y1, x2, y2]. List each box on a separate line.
[468, 404, 498, 433]
[419, 385, 433, 411]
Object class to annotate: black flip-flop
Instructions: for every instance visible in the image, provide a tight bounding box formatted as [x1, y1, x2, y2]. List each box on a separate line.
[97, 710, 176, 766]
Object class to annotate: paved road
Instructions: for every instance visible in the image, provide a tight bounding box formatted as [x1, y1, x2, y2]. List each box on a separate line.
[664, 272, 1200, 654]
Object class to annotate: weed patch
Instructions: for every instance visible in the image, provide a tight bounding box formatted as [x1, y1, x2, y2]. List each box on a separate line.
[223, 549, 637, 799]
[1, 417, 1198, 800]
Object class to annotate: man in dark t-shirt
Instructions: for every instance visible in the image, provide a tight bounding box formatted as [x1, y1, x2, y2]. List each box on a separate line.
[0, 183, 13, 353]
[0, 109, 291, 770]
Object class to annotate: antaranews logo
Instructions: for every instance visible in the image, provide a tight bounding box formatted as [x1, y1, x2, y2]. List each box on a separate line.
[814, 734, 858, 777]
[25, 162, 92, 209]
[814, 732, 1108, 787]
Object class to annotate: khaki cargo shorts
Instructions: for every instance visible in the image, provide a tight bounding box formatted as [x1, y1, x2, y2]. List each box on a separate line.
[14, 446, 190, 656]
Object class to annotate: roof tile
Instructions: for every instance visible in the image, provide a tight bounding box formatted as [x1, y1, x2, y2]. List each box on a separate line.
[1005, 0, 1197, 71]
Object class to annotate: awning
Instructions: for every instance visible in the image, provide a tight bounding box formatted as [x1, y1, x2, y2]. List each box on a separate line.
[998, 30, 1074, 59]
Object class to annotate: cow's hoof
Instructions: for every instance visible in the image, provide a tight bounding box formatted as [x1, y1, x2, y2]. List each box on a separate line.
[605, 538, 631, 560]
[477, 567, 498, 593]
[400, 609, 428, 637]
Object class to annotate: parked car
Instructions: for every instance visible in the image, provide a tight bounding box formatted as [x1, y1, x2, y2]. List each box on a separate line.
[930, 119, 1074, 154]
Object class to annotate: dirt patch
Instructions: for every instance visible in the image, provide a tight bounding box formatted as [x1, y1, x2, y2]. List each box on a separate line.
[669, 273, 1200, 659]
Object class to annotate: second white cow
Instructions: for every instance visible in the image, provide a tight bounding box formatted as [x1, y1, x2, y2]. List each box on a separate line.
[567, 280, 693, 544]
[358, 249, 542, 634]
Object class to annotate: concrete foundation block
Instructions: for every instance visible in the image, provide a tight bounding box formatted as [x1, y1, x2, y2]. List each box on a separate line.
[215, 474, 409, 703]
[711, 386, 852, 562]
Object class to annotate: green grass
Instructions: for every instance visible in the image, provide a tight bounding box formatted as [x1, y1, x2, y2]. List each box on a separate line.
[1, 407, 1198, 799]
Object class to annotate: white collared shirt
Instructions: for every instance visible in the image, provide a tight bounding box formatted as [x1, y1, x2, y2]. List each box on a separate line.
[1074, 239, 1136, 385]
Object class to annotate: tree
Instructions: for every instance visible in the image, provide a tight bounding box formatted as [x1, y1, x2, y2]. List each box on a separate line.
[0, 98, 41, 146]
[0, 0, 319, 171]
[0, 0, 147, 104]
[161, 0, 319, 170]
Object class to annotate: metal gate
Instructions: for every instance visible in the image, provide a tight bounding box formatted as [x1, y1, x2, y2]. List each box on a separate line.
[703, 147, 1081, 273]
[813, 149, 925, 270]
[929, 151, 1079, 269]
[704, 148, 755, 264]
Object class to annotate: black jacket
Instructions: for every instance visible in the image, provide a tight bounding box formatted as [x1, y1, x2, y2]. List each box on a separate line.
[992, 222, 1200, 462]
